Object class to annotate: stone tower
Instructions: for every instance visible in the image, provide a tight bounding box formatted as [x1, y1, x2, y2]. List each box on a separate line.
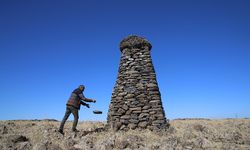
[107, 35, 168, 131]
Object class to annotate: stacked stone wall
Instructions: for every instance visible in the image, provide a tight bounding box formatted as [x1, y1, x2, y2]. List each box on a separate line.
[107, 35, 169, 131]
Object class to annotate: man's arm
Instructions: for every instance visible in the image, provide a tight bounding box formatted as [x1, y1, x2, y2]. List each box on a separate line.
[84, 98, 96, 103]
[81, 101, 90, 108]
[79, 93, 96, 103]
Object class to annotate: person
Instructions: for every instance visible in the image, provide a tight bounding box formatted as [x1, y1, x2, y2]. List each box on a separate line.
[58, 85, 96, 134]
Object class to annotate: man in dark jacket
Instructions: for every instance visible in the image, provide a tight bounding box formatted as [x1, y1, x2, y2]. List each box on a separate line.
[58, 85, 96, 134]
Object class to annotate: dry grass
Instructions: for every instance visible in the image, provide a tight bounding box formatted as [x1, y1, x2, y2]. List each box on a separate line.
[0, 119, 250, 150]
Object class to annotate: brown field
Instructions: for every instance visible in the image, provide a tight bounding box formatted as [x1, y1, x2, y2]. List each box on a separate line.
[0, 118, 250, 150]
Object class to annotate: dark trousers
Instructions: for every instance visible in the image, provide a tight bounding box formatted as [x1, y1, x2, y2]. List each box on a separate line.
[59, 106, 79, 131]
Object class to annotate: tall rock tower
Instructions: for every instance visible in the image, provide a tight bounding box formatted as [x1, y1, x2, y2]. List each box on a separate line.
[107, 35, 168, 131]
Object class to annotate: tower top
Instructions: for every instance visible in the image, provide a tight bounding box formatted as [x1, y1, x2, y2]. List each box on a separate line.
[120, 35, 152, 52]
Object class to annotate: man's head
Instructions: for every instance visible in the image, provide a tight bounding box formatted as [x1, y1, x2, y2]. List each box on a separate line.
[79, 85, 85, 91]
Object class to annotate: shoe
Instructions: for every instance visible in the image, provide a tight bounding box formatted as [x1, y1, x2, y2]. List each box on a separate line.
[58, 129, 64, 135]
[72, 129, 79, 132]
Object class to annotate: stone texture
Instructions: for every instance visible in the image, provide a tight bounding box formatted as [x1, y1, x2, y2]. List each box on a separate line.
[107, 35, 169, 131]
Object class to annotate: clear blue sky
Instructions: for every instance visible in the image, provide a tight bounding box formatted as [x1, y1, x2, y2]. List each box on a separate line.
[0, 0, 249, 121]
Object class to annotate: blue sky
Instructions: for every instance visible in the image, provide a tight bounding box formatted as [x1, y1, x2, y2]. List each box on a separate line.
[0, 0, 249, 121]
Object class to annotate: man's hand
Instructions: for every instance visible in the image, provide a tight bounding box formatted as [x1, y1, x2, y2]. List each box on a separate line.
[85, 104, 90, 108]
[92, 99, 96, 103]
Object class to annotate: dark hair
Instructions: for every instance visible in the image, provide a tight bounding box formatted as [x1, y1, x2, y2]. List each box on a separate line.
[79, 85, 85, 89]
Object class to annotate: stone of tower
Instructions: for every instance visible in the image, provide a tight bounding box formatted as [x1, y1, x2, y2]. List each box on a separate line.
[107, 35, 169, 131]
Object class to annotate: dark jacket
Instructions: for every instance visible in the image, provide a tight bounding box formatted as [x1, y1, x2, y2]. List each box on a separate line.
[66, 88, 93, 110]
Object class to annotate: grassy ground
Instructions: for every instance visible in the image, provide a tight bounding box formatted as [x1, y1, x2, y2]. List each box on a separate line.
[0, 118, 250, 150]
